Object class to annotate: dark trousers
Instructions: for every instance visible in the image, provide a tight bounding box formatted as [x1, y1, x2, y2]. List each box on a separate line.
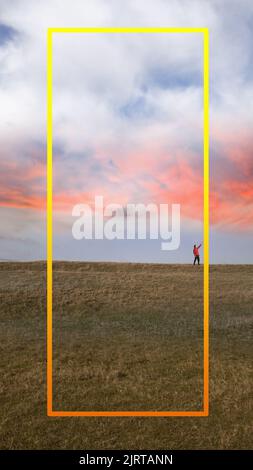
[194, 255, 200, 265]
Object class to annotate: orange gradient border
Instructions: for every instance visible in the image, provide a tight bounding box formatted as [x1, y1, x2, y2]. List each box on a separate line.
[47, 27, 209, 417]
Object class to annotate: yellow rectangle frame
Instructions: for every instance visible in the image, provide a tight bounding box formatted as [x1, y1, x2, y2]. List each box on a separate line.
[47, 27, 209, 417]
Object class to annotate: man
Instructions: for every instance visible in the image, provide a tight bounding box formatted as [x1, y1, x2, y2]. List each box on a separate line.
[193, 243, 202, 265]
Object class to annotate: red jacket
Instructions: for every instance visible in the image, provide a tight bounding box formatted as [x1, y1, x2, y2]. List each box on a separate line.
[193, 244, 201, 256]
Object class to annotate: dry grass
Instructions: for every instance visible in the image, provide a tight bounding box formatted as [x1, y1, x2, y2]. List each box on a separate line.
[0, 262, 252, 449]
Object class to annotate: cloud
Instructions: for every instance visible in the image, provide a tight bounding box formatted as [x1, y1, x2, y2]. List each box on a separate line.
[0, 140, 46, 209]
[0, 23, 19, 46]
[0, 0, 253, 262]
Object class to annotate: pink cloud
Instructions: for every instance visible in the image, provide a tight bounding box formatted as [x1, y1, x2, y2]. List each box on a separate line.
[0, 134, 252, 231]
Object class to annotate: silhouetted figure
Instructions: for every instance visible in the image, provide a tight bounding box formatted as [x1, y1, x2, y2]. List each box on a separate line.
[193, 243, 202, 265]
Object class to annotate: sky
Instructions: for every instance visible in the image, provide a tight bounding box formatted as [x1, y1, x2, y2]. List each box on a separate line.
[0, 0, 253, 263]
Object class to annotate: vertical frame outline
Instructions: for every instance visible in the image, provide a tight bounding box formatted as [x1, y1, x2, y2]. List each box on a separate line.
[47, 27, 209, 417]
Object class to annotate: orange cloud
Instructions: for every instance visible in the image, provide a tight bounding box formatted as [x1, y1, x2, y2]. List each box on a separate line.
[140, 158, 204, 221]
[0, 160, 46, 210]
[1, 135, 253, 231]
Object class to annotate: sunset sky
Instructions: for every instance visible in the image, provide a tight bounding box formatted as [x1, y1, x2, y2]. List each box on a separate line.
[0, 0, 253, 263]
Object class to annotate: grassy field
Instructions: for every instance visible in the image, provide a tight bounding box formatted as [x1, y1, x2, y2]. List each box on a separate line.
[0, 262, 252, 449]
